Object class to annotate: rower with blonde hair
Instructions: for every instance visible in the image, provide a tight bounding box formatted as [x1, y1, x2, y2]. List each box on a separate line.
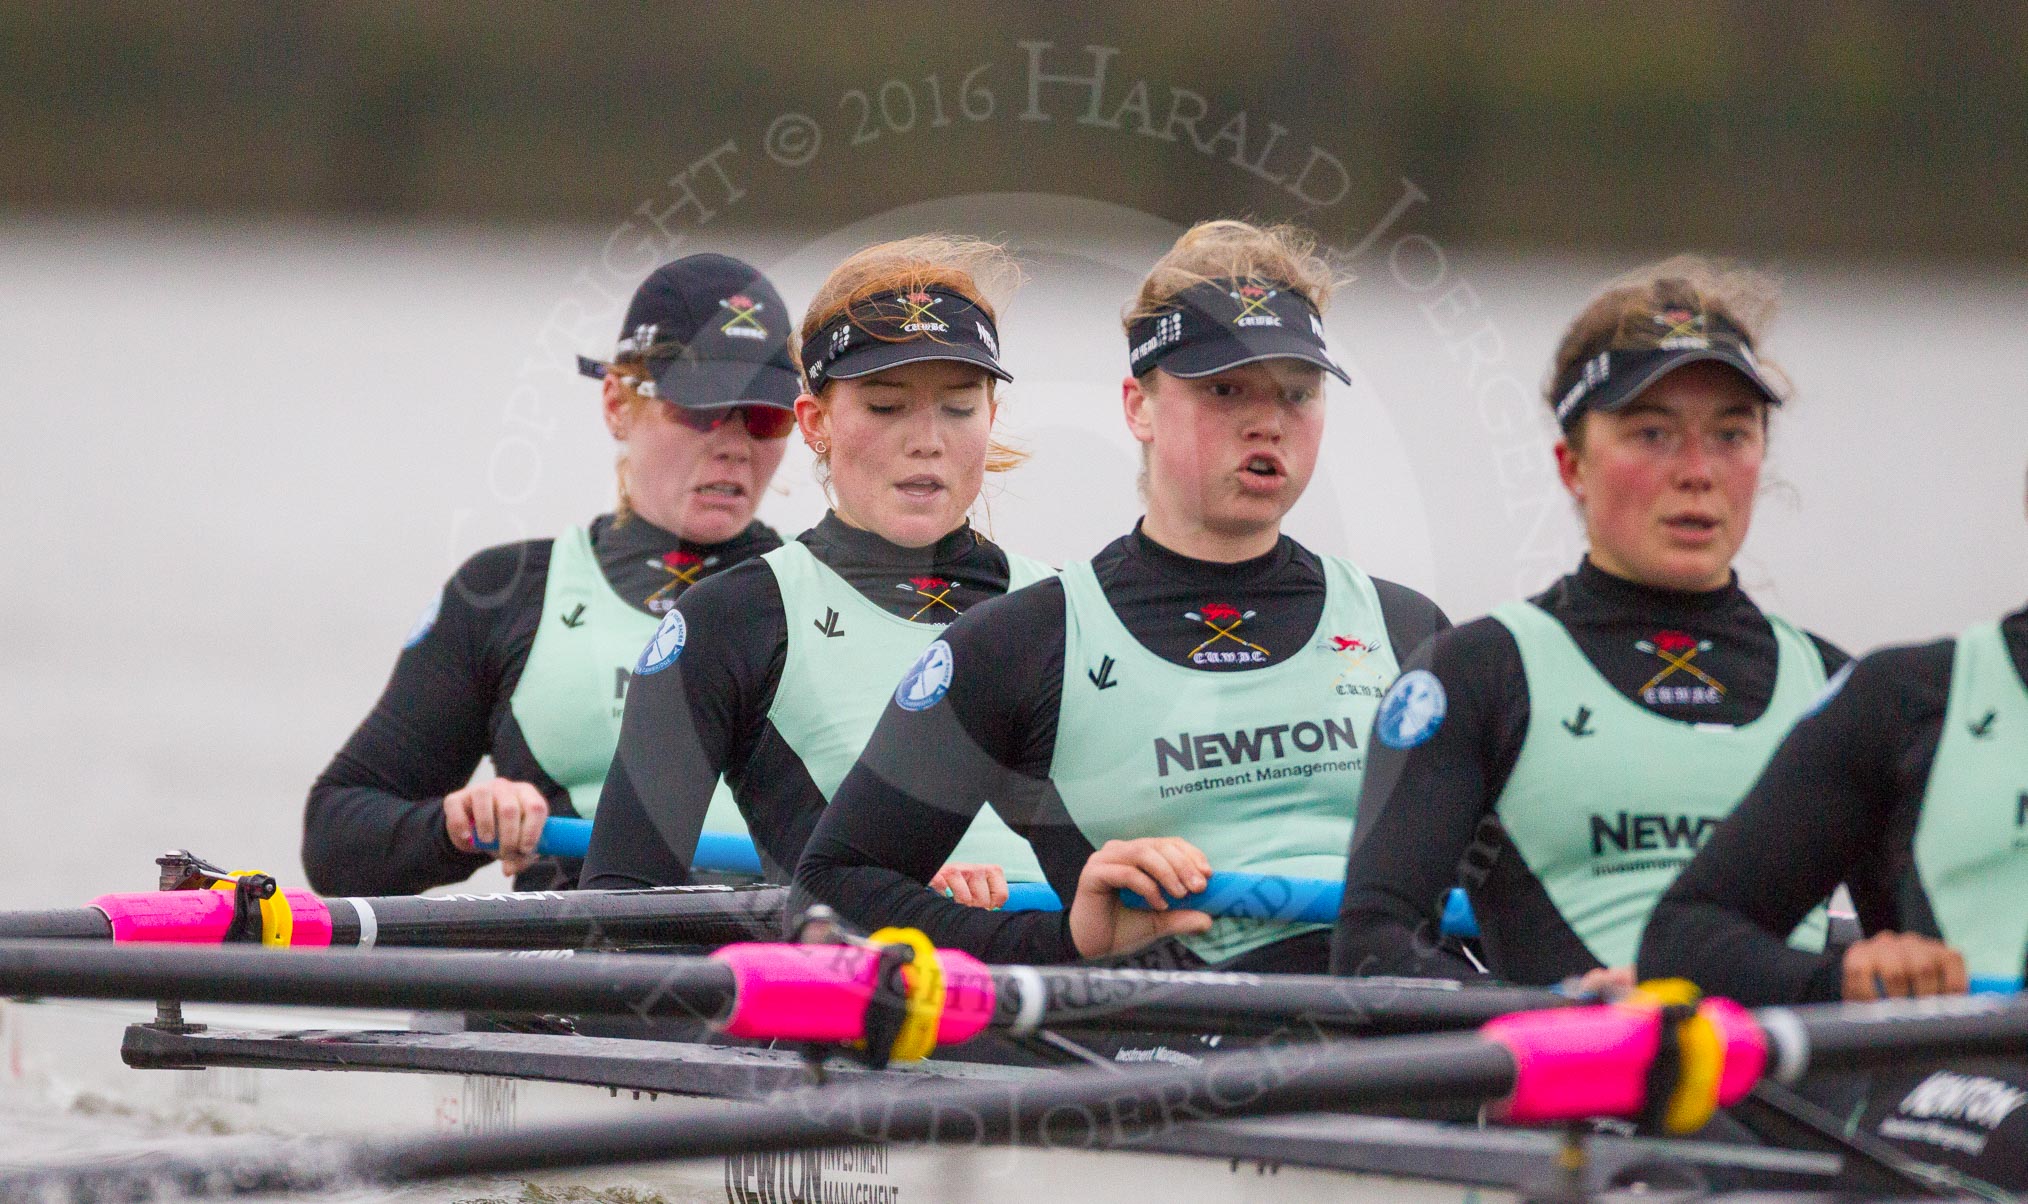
[583, 236, 1050, 902]
[797, 218, 1448, 971]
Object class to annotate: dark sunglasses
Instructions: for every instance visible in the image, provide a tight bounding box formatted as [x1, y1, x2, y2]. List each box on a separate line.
[666, 402, 797, 440]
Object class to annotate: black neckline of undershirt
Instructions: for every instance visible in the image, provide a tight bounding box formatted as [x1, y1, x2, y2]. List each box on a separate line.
[1564, 556, 1750, 621]
[1128, 518, 1297, 586]
[589, 512, 771, 563]
[803, 510, 982, 570]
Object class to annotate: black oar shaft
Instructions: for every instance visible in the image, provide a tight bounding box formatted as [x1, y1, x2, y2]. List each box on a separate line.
[0, 993, 2024, 1202]
[1777, 994, 2028, 1079]
[0, 941, 738, 1020]
[385, 1032, 1515, 1180]
[326, 885, 786, 949]
[0, 1030, 1520, 1202]
[0, 934, 1558, 1040]
[0, 908, 110, 940]
[1014, 966, 1560, 1035]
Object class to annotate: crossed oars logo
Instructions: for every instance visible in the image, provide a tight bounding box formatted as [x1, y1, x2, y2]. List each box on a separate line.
[1653, 307, 1708, 344]
[1227, 279, 1279, 321]
[718, 294, 766, 335]
[1187, 602, 1267, 660]
[1637, 631, 1726, 696]
[902, 292, 940, 323]
[645, 550, 715, 609]
[898, 575, 960, 621]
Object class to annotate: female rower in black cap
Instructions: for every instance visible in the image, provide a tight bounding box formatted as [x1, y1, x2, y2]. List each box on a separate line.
[581, 236, 1052, 901]
[795, 219, 1448, 970]
[1637, 477, 2027, 1186]
[1332, 255, 1848, 991]
[305, 254, 798, 895]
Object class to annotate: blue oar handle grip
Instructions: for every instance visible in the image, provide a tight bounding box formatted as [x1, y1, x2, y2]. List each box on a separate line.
[1115, 872, 1343, 926]
[1000, 882, 1065, 912]
[490, 826, 1490, 942]
[473, 817, 590, 859]
[480, 818, 763, 876]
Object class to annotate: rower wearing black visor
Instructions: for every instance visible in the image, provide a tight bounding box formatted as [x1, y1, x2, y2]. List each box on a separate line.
[1333, 255, 1848, 991]
[583, 237, 1052, 903]
[796, 219, 1447, 971]
[305, 255, 794, 894]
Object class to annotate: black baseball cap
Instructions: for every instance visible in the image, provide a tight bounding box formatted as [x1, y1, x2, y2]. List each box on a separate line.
[1126, 278, 1349, 384]
[1551, 307, 1781, 429]
[575, 253, 799, 410]
[798, 286, 1011, 392]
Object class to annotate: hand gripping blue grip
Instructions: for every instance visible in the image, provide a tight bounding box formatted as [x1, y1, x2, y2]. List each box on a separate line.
[482, 818, 760, 876]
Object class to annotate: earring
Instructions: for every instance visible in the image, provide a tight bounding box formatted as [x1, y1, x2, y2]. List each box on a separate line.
[811, 440, 828, 454]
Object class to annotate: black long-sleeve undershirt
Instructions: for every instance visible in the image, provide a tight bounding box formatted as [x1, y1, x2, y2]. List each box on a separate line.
[1638, 606, 2028, 1004]
[797, 524, 1450, 966]
[1332, 559, 1848, 985]
[581, 514, 1023, 890]
[302, 515, 778, 896]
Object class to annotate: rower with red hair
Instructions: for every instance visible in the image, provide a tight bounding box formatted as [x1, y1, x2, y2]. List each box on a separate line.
[583, 236, 1051, 903]
[796, 219, 1448, 972]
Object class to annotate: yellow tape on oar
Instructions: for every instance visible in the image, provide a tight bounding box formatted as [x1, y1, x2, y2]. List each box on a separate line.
[208, 871, 295, 946]
[868, 927, 945, 1062]
[1632, 978, 1723, 1134]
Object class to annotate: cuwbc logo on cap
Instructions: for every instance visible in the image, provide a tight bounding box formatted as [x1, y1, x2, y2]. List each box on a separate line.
[899, 291, 948, 334]
[1228, 279, 1283, 327]
[1653, 307, 1713, 350]
[718, 294, 768, 340]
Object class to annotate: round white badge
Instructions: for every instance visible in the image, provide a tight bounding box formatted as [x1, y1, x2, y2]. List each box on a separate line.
[635, 609, 688, 675]
[894, 639, 955, 712]
[1376, 669, 1448, 750]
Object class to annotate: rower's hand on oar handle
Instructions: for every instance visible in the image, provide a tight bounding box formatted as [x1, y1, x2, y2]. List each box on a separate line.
[1841, 930, 1969, 1001]
[1566, 965, 1637, 999]
[444, 778, 550, 876]
[929, 863, 1008, 910]
[1070, 837, 1214, 958]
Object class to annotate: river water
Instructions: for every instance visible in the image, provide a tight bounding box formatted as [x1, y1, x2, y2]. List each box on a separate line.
[0, 209, 2024, 1169]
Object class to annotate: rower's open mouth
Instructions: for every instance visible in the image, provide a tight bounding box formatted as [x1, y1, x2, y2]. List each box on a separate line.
[896, 476, 946, 498]
[695, 482, 747, 498]
[1241, 454, 1285, 481]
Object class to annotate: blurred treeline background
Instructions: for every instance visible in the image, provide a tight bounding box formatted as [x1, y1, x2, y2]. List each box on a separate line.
[5, 1, 2024, 261]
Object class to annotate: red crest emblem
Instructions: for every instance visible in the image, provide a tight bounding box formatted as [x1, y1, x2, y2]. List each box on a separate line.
[1651, 630, 1699, 655]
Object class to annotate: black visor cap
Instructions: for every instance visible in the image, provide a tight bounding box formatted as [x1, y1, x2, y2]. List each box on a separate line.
[800, 287, 1010, 391]
[1126, 279, 1349, 384]
[1552, 311, 1781, 428]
